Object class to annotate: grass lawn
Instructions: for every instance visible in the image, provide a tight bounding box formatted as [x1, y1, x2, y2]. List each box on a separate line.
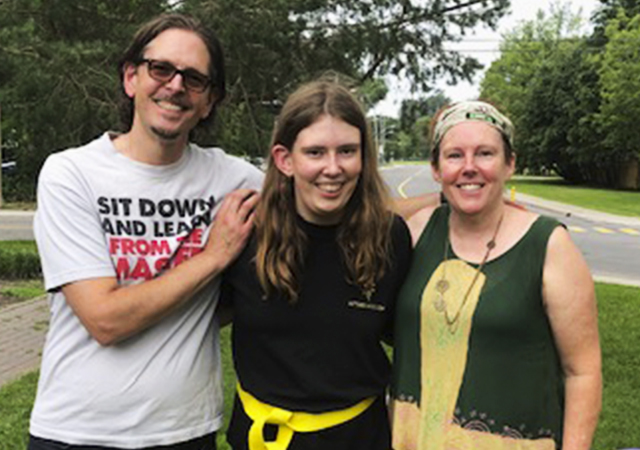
[592, 283, 640, 449]
[0, 283, 638, 448]
[0, 371, 38, 449]
[0, 279, 45, 308]
[508, 176, 640, 218]
[0, 279, 44, 299]
[0, 202, 36, 211]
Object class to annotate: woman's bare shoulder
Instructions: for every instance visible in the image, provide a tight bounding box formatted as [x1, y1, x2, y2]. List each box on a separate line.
[507, 204, 540, 231]
[406, 205, 438, 246]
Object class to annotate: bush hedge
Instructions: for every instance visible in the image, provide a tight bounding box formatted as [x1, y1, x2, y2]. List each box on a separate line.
[0, 241, 41, 279]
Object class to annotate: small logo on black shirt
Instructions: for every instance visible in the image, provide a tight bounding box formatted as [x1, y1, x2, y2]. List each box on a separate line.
[347, 299, 385, 312]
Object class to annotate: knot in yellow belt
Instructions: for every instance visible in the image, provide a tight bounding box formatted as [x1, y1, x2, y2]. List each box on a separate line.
[237, 383, 375, 450]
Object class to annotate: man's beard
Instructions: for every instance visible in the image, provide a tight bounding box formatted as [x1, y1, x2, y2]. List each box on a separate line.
[149, 93, 192, 141]
[151, 126, 182, 141]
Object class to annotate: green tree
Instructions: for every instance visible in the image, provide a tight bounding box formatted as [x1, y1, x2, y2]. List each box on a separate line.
[0, 0, 511, 201]
[481, 0, 640, 189]
[383, 127, 413, 161]
[0, 0, 168, 201]
[597, 10, 640, 188]
[591, 0, 640, 44]
[383, 91, 449, 162]
[411, 115, 431, 161]
[183, 0, 510, 159]
[518, 38, 608, 183]
[480, 2, 590, 175]
[398, 92, 449, 134]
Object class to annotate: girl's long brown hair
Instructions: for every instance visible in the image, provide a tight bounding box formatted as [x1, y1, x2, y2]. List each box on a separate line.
[255, 78, 394, 303]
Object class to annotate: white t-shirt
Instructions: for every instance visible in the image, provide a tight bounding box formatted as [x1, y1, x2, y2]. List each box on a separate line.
[31, 132, 263, 448]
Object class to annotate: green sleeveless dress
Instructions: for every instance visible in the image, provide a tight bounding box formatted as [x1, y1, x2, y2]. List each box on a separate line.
[391, 206, 564, 450]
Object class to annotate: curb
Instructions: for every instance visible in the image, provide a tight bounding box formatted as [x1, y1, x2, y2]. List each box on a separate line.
[593, 275, 640, 289]
[515, 193, 640, 227]
[0, 210, 35, 218]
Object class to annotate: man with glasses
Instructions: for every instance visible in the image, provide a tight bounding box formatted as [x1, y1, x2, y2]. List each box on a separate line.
[29, 13, 262, 450]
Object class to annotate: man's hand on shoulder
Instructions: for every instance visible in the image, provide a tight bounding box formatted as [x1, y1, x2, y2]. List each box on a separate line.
[202, 189, 260, 269]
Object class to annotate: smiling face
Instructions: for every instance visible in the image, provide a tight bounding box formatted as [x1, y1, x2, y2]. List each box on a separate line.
[433, 121, 515, 217]
[273, 114, 363, 225]
[123, 28, 214, 144]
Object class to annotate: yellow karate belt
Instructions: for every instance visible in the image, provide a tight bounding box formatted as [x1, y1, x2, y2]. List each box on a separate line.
[236, 383, 375, 450]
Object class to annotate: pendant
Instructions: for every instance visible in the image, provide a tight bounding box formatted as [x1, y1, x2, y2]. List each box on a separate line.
[436, 279, 449, 293]
[433, 279, 449, 312]
[363, 286, 376, 301]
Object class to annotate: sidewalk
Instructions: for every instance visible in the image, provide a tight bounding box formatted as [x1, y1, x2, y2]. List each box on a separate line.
[0, 296, 48, 387]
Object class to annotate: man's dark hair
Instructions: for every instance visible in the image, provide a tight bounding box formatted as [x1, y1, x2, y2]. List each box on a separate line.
[117, 13, 226, 133]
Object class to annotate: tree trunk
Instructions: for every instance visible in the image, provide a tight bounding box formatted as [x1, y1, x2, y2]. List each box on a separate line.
[616, 157, 639, 190]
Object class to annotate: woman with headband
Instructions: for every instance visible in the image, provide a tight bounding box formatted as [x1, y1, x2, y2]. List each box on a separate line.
[391, 101, 601, 449]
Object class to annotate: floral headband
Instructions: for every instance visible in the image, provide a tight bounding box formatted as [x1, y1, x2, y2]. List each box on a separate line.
[431, 101, 515, 153]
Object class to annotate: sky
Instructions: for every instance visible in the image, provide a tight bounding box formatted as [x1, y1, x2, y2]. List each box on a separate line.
[372, 0, 599, 117]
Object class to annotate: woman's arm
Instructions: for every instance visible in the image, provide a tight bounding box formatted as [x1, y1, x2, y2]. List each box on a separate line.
[543, 227, 602, 450]
[391, 193, 440, 221]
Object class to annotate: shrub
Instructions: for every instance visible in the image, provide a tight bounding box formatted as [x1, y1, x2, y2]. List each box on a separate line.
[0, 241, 41, 279]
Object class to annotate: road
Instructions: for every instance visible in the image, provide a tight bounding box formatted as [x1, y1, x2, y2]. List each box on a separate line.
[2, 166, 639, 285]
[383, 164, 640, 286]
[0, 211, 34, 241]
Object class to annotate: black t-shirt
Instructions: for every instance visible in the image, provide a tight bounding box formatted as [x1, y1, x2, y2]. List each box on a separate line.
[223, 215, 412, 413]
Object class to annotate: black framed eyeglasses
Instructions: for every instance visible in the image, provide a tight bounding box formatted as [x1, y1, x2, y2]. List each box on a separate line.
[138, 59, 211, 93]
